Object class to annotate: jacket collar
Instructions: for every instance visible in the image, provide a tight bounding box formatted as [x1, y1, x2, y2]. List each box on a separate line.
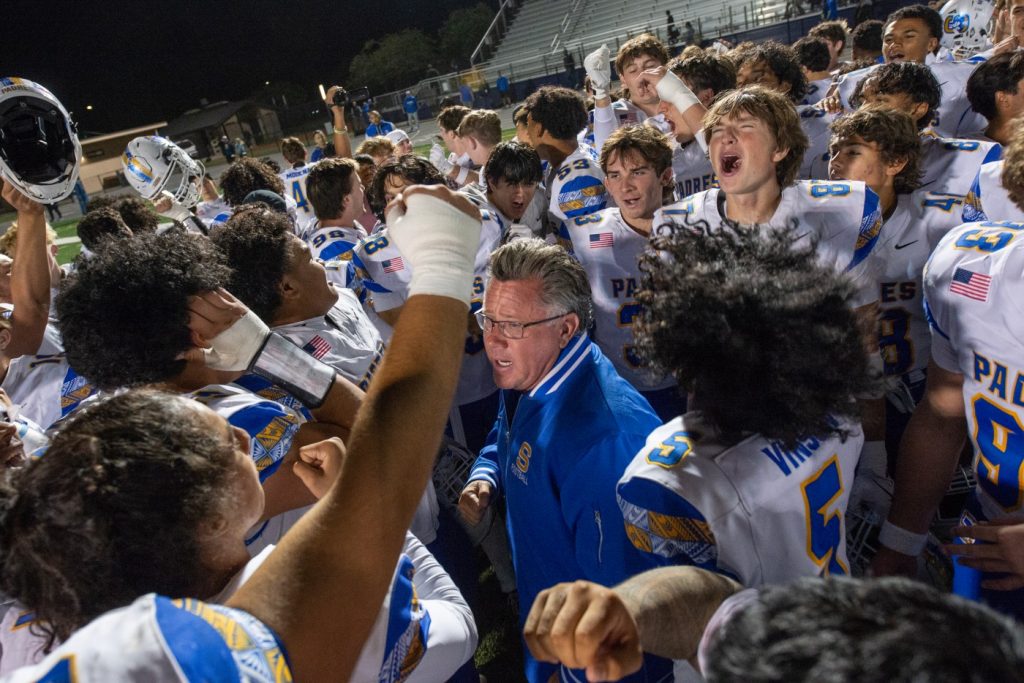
[527, 334, 592, 399]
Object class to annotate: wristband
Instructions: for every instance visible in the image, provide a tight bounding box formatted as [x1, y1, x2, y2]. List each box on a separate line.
[655, 71, 701, 112]
[333, 126, 348, 134]
[878, 520, 927, 556]
[251, 333, 336, 409]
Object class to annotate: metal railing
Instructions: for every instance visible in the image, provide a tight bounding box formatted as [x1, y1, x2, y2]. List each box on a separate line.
[470, 0, 517, 66]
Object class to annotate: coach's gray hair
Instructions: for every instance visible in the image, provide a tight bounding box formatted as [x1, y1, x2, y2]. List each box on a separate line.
[487, 238, 593, 332]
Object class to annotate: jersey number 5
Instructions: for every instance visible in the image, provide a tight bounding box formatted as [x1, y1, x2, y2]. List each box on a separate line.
[801, 455, 848, 576]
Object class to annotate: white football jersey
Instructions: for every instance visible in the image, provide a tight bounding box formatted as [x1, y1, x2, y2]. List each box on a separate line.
[672, 140, 716, 200]
[924, 219, 1024, 521]
[1, 354, 96, 431]
[963, 160, 1024, 223]
[919, 134, 1002, 195]
[876, 191, 966, 377]
[797, 106, 838, 180]
[279, 162, 317, 219]
[654, 181, 884, 307]
[352, 230, 411, 320]
[558, 209, 675, 393]
[0, 536, 476, 682]
[306, 221, 369, 290]
[834, 61, 988, 137]
[801, 77, 833, 106]
[272, 289, 384, 391]
[546, 144, 609, 226]
[617, 412, 864, 585]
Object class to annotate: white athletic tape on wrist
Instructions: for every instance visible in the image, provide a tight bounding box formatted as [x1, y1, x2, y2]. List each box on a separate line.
[655, 71, 701, 112]
[878, 520, 928, 556]
[202, 310, 269, 372]
[454, 166, 470, 185]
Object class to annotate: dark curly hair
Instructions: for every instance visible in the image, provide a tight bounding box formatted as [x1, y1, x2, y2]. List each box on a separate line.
[367, 154, 445, 221]
[485, 141, 544, 187]
[636, 221, 874, 447]
[735, 41, 808, 103]
[668, 51, 737, 97]
[210, 205, 293, 323]
[113, 197, 159, 233]
[219, 157, 285, 206]
[793, 37, 832, 73]
[76, 207, 133, 252]
[523, 86, 589, 141]
[706, 577, 1024, 683]
[967, 51, 1024, 121]
[852, 61, 941, 131]
[0, 390, 238, 648]
[55, 231, 231, 390]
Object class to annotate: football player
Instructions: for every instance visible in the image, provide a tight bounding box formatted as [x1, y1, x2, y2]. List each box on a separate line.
[617, 221, 872, 591]
[793, 37, 834, 105]
[655, 52, 734, 199]
[828, 108, 966, 504]
[872, 148, 1024, 620]
[278, 136, 319, 235]
[55, 230, 363, 550]
[854, 62, 1002, 196]
[303, 157, 370, 289]
[524, 86, 609, 227]
[558, 125, 684, 420]
[831, 4, 987, 137]
[586, 34, 673, 151]
[809, 19, 850, 71]
[963, 128, 1024, 222]
[964, 51, 1024, 147]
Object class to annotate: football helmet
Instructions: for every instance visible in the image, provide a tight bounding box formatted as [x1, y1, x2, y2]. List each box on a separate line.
[0, 77, 81, 203]
[121, 136, 204, 208]
[939, 0, 995, 58]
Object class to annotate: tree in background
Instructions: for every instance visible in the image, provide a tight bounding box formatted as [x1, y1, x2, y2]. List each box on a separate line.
[440, 3, 495, 68]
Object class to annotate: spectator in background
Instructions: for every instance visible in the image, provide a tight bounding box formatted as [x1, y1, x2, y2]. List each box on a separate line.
[666, 10, 680, 44]
[684, 20, 696, 46]
[459, 82, 474, 107]
[562, 48, 577, 87]
[219, 135, 235, 163]
[497, 71, 512, 107]
[43, 203, 61, 222]
[71, 179, 88, 215]
[851, 19, 884, 62]
[386, 129, 414, 156]
[234, 137, 249, 158]
[403, 91, 420, 132]
[310, 130, 328, 162]
[366, 111, 394, 138]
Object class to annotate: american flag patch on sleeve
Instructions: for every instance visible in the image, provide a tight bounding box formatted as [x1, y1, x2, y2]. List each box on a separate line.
[589, 232, 614, 248]
[383, 257, 405, 273]
[949, 267, 991, 302]
[302, 335, 331, 359]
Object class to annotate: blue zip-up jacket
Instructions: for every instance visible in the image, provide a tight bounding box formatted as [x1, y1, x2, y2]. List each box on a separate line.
[468, 335, 669, 683]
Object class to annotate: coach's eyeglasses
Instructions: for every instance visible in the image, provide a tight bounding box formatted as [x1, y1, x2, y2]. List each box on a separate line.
[474, 310, 568, 339]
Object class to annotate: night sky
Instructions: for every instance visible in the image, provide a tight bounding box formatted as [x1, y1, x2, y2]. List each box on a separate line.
[4, 0, 489, 134]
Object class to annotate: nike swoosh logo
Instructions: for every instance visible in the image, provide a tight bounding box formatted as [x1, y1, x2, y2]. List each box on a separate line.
[894, 240, 918, 250]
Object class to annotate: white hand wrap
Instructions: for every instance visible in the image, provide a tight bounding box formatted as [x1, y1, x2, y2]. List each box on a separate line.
[429, 144, 454, 175]
[655, 70, 701, 112]
[202, 310, 270, 371]
[584, 44, 612, 98]
[385, 193, 481, 305]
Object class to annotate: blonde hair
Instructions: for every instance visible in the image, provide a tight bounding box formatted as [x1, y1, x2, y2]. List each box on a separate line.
[0, 222, 58, 257]
[357, 136, 396, 159]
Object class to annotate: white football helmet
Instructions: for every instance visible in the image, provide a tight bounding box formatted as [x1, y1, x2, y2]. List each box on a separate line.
[940, 0, 995, 58]
[0, 77, 81, 203]
[121, 136, 204, 208]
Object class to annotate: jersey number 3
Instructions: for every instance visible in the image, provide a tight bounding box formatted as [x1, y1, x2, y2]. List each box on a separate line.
[801, 455, 848, 576]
